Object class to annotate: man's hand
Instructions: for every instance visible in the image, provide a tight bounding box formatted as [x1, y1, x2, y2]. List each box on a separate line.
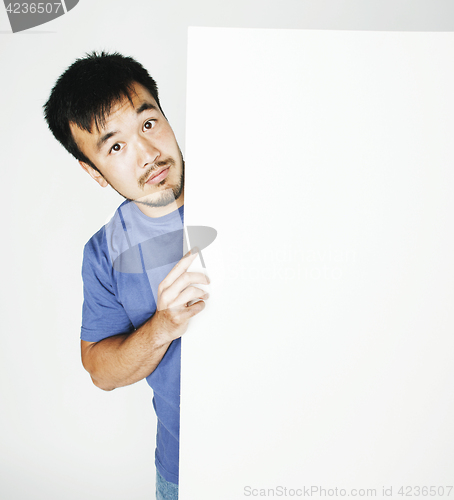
[81, 247, 210, 391]
[154, 247, 210, 345]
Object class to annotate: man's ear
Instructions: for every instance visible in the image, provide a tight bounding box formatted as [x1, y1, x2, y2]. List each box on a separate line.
[79, 161, 109, 188]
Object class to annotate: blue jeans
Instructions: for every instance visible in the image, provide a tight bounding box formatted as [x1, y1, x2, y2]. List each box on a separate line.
[156, 469, 178, 500]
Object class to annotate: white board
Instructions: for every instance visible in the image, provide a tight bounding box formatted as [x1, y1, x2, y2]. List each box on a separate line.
[181, 28, 454, 499]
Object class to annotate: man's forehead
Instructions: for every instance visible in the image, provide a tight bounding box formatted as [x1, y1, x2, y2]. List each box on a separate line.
[94, 85, 159, 131]
[70, 83, 159, 140]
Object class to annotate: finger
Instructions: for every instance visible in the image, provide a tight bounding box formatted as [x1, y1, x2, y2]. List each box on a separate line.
[172, 286, 209, 309]
[164, 298, 206, 320]
[158, 293, 207, 315]
[159, 286, 208, 311]
[164, 272, 209, 302]
[182, 298, 206, 318]
[159, 248, 200, 291]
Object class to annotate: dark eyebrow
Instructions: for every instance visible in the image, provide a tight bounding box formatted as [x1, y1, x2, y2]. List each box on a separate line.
[96, 131, 118, 152]
[136, 102, 158, 114]
[96, 103, 158, 152]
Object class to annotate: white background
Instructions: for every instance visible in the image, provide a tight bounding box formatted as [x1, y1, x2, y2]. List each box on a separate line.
[181, 29, 454, 498]
[1, 1, 454, 499]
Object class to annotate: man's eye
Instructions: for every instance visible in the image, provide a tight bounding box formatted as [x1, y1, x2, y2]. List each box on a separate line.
[110, 143, 122, 154]
[143, 119, 156, 131]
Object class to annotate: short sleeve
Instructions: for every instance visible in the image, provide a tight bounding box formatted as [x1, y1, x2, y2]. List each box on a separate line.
[80, 228, 134, 342]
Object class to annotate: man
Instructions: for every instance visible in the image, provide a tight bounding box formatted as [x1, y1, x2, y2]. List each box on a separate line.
[44, 51, 209, 500]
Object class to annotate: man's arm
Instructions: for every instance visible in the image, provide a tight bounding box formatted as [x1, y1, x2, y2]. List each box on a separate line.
[81, 249, 209, 391]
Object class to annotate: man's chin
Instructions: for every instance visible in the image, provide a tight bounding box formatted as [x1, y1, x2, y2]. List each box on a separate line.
[133, 187, 180, 208]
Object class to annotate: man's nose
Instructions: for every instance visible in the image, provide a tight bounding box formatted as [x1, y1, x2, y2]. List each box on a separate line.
[136, 136, 160, 168]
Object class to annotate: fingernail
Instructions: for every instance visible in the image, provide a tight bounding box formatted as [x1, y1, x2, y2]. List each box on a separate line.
[191, 246, 199, 255]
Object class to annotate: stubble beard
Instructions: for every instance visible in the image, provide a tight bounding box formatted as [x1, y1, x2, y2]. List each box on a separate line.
[136, 155, 185, 208]
[110, 152, 185, 208]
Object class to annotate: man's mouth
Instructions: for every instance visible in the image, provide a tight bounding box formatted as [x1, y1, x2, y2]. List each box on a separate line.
[145, 166, 170, 185]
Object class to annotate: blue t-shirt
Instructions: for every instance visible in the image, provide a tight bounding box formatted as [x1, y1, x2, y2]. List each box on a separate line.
[81, 200, 184, 485]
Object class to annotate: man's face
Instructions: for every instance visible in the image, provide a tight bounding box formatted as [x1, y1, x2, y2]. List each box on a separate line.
[70, 82, 184, 212]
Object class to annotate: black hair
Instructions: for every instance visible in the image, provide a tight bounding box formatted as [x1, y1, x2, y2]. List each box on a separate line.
[43, 51, 163, 171]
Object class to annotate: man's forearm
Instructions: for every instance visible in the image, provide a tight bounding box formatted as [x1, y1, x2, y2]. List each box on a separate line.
[82, 312, 172, 391]
[82, 250, 208, 391]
